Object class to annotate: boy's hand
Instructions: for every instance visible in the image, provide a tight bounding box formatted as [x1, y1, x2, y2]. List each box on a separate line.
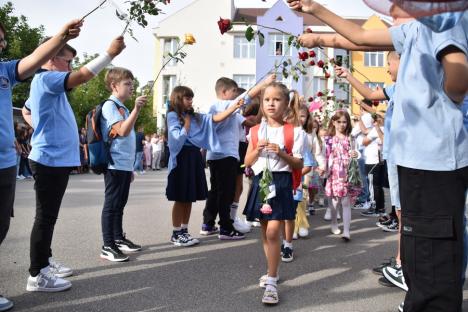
[298, 34, 319, 48]
[287, 0, 317, 14]
[107, 36, 126, 58]
[334, 66, 349, 78]
[231, 98, 244, 110]
[264, 73, 276, 85]
[134, 96, 147, 110]
[60, 19, 83, 41]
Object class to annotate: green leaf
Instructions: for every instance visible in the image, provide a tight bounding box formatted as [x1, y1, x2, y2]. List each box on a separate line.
[282, 67, 289, 79]
[258, 31, 265, 47]
[283, 61, 288, 67]
[245, 26, 254, 42]
[288, 35, 294, 46]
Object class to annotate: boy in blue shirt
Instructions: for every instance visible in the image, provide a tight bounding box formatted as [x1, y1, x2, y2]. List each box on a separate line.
[99, 67, 147, 262]
[0, 19, 82, 310]
[288, 2, 468, 311]
[22, 35, 126, 292]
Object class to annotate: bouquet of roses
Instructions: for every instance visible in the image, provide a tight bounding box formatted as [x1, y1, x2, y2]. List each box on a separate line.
[347, 138, 362, 204]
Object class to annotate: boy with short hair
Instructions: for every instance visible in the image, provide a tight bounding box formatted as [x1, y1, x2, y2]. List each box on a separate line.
[0, 18, 82, 311]
[22, 35, 126, 292]
[287, 1, 468, 311]
[99, 67, 147, 262]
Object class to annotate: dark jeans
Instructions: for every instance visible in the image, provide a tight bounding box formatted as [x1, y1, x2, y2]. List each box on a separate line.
[366, 162, 385, 212]
[0, 166, 16, 245]
[399, 165, 468, 312]
[102, 169, 132, 246]
[203, 157, 238, 231]
[29, 160, 72, 276]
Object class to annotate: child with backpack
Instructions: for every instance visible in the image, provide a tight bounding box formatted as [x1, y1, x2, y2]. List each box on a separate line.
[243, 82, 304, 305]
[99, 67, 147, 262]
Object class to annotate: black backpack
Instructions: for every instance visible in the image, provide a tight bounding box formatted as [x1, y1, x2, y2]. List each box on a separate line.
[85, 99, 119, 174]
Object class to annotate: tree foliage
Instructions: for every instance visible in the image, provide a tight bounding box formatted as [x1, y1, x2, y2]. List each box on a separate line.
[0, 1, 44, 107]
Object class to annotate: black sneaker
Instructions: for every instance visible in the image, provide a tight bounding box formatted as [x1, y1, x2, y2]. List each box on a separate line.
[383, 264, 408, 291]
[115, 235, 141, 252]
[377, 217, 394, 228]
[100, 245, 129, 262]
[383, 220, 399, 233]
[398, 302, 404, 312]
[180, 228, 200, 245]
[218, 229, 245, 240]
[281, 247, 294, 263]
[372, 258, 395, 275]
[378, 276, 396, 288]
[280, 244, 284, 256]
[171, 232, 196, 247]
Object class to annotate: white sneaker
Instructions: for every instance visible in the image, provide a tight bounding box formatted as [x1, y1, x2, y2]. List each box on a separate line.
[16, 175, 25, 180]
[233, 216, 251, 233]
[26, 266, 72, 292]
[324, 208, 331, 221]
[331, 225, 341, 235]
[251, 220, 261, 227]
[292, 232, 298, 240]
[298, 227, 309, 237]
[49, 257, 73, 278]
[0, 295, 13, 312]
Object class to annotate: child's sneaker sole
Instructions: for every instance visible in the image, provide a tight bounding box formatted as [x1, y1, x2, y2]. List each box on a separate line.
[100, 253, 129, 262]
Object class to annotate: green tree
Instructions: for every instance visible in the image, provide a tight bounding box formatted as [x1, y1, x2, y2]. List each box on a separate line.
[0, 1, 44, 107]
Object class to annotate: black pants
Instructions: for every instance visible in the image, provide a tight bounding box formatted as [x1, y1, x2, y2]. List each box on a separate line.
[102, 169, 132, 246]
[366, 162, 386, 212]
[0, 166, 16, 246]
[203, 157, 238, 231]
[399, 165, 468, 312]
[29, 160, 72, 276]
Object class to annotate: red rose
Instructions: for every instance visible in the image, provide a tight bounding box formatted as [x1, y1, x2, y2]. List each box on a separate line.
[317, 92, 324, 97]
[317, 60, 325, 68]
[218, 17, 232, 35]
[309, 60, 315, 66]
[309, 50, 316, 58]
[308, 97, 313, 102]
[305, 28, 313, 33]
[298, 52, 309, 61]
[324, 71, 331, 79]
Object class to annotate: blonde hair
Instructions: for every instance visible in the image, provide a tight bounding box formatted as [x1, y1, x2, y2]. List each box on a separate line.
[105, 67, 134, 91]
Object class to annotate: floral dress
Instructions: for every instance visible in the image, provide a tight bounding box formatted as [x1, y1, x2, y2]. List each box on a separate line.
[325, 135, 351, 198]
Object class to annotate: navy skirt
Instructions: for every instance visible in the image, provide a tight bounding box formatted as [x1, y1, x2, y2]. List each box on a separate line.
[243, 171, 295, 221]
[166, 146, 208, 202]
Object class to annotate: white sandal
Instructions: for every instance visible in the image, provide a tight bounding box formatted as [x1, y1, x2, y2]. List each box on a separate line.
[258, 274, 279, 288]
[262, 284, 279, 305]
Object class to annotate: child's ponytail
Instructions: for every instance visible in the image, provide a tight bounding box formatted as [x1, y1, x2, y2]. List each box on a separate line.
[285, 90, 301, 126]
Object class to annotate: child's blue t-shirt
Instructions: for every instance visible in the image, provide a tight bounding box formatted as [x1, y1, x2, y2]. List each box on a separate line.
[26, 70, 80, 167]
[0, 60, 20, 169]
[100, 95, 136, 172]
[382, 84, 395, 161]
[388, 15, 468, 171]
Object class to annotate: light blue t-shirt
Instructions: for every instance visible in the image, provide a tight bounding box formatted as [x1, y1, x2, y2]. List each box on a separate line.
[382, 84, 396, 161]
[0, 60, 20, 169]
[26, 70, 80, 167]
[388, 16, 468, 171]
[206, 94, 249, 161]
[100, 95, 135, 172]
[462, 96, 468, 131]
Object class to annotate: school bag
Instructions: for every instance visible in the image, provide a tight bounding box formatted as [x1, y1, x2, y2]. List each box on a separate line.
[85, 99, 119, 174]
[250, 123, 302, 192]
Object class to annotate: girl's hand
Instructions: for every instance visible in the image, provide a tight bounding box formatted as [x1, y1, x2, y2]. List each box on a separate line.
[334, 66, 349, 78]
[287, 0, 317, 14]
[298, 34, 319, 48]
[349, 150, 358, 158]
[257, 139, 268, 153]
[265, 143, 281, 155]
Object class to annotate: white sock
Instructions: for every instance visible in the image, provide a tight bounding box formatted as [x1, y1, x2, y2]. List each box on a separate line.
[284, 240, 293, 249]
[230, 202, 239, 219]
[173, 227, 181, 232]
[342, 197, 351, 237]
[181, 224, 188, 229]
[265, 276, 277, 291]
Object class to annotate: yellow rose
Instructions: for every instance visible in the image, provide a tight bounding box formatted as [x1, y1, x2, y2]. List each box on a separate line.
[184, 33, 196, 45]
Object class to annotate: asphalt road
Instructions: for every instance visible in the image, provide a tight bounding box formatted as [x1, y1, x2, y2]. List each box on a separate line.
[1, 170, 467, 312]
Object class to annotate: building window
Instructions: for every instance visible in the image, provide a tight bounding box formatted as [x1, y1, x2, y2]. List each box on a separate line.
[162, 75, 177, 109]
[312, 77, 327, 95]
[163, 38, 178, 66]
[233, 75, 256, 90]
[365, 82, 385, 90]
[334, 82, 349, 101]
[364, 51, 384, 67]
[268, 33, 293, 56]
[333, 48, 348, 67]
[234, 36, 255, 58]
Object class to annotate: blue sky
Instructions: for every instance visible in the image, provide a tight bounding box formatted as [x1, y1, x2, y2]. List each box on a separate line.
[7, 0, 385, 84]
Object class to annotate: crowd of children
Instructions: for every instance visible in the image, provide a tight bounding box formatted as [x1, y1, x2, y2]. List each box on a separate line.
[0, 2, 467, 312]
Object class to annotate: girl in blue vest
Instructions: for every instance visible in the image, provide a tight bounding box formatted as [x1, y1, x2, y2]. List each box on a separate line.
[243, 82, 304, 305]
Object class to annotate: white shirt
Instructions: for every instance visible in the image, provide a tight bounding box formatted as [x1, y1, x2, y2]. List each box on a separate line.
[364, 126, 384, 165]
[151, 138, 163, 152]
[248, 123, 304, 176]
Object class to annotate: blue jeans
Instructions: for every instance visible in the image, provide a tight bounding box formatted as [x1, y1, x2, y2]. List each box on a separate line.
[133, 151, 143, 172]
[357, 154, 370, 203]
